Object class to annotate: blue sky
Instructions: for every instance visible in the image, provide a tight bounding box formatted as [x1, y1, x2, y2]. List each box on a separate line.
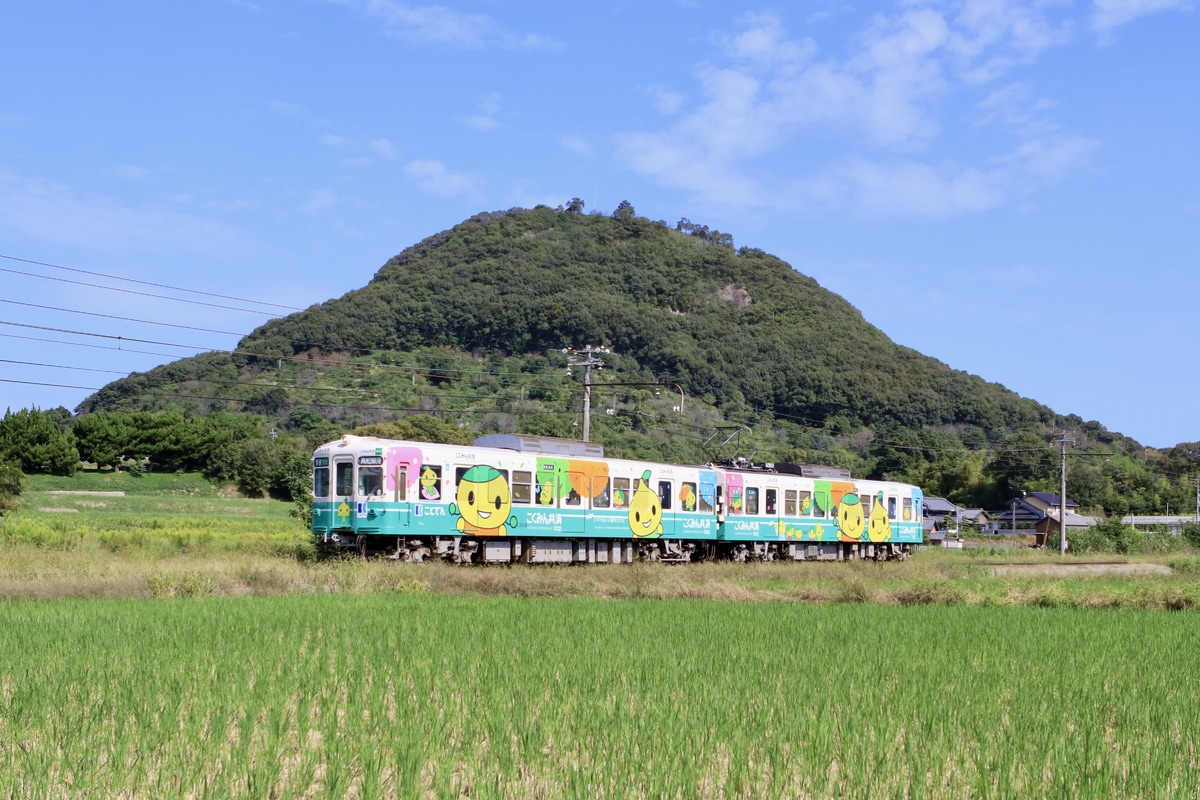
[1, 0, 1197, 448]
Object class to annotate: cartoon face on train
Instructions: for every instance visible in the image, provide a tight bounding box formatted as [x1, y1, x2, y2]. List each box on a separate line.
[868, 491, 892, 542]
[629, 470, 663, 538]
[837, 492, 865, 542]
[451, 465, 517, 536]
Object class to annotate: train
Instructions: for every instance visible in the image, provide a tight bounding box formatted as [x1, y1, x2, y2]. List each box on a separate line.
[311, 433, 924, 563]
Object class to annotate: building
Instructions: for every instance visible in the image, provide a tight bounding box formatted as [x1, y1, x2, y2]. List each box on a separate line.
[923, 497, 989, 533]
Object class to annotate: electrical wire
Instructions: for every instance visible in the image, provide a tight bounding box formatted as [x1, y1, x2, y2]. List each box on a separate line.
[0, 252, 304, 312]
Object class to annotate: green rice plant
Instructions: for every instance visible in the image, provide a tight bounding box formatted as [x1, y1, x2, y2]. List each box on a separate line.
[3, 595, 1198, 798]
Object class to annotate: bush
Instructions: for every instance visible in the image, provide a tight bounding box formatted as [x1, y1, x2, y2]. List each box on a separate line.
[0, 459, 23, 513]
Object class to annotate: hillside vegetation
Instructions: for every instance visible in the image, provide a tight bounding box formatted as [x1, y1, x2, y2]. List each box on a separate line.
[70, 202, 1192, 515]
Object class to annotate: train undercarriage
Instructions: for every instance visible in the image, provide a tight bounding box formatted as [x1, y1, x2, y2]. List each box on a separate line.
[320, 532, 912, 564]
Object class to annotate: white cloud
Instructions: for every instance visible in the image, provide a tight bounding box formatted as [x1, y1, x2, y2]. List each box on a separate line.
[369, 138, 395, 158]
[0, 171, 257, 254]
[614, 3, 1116, 218]
[331, 0, 560, 49]
[1092, 0, 1190, 31]
[404, 159, 475, 196]
[722, 12, 817, 69]
[644, 85, 686, 115]
[804, 158, 1004, 217]
[560, 135, 593, 157]
[303, 189, 338, 213]
[466, 92, 503, 131]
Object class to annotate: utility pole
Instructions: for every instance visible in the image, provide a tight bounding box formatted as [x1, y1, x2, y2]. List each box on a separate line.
[1055, 434, 1075, 556]
[564, 346, 608, 442]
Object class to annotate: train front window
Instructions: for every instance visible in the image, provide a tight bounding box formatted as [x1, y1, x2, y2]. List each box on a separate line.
[313, 463, 330, 498]
[359, 467, 383, 496]
[335, 462, 354, 497]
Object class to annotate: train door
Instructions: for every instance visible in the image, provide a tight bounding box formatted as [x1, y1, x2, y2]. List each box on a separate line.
[387, 459, 413, 528]
[332, 454, 357, 531]
[765, 487, 780, 525]
[657, 478, 677, 538]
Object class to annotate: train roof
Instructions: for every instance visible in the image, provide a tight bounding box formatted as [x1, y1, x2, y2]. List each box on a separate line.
[472, 434, 606, 458]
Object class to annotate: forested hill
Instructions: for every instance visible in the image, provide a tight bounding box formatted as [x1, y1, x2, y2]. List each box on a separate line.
[84, 203, 1066, 438]
[70, 202, 1180, 513]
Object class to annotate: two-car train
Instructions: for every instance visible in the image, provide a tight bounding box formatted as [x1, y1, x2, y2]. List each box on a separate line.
[311, 434, 924, 563]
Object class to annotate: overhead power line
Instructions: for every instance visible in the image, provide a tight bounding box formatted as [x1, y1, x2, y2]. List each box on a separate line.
[0, 299, 250, 337]
[0, 265, 285, 315]
[0, 252, 304, 312]
[0, 359, 129, 375]
[0, 331, 185, 359]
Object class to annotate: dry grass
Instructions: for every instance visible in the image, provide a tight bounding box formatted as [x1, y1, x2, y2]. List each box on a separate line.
[4, 543, 1200, 610]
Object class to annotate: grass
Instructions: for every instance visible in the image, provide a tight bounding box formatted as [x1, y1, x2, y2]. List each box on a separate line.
[2, 594, 1198, 799]
[5, 473, 1200, 797]
[5, 471, 1200, 611]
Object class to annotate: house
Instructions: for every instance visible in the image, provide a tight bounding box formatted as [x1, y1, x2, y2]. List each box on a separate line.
[1022, 492, 1078, 517]
[1036, 510, 1100, 536]
[923, 497, 990, 533]
[994, 492, 1077, 527]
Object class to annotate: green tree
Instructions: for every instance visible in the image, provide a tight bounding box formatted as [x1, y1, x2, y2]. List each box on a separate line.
[986, 431, 1055, 499]
[74, 412, 136, 469]
[0, 408, 79, 475]
[0, 458, 23, 513]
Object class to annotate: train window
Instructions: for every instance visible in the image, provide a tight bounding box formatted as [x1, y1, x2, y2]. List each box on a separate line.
[658, 481, 672, 510]
[418, 465, 441, 501]
[612, 477, 631, 509]
[784, 489, 797, 516]
[512, 471, 532, 504]
[888, 496, 898, 520]
[565, 477, 582, 507]
[593, 478, 611, 508]
[359, 466, 384, 496]
[680, 482, 698, 512]
[536, 475, 555, 506]
[397, 467, 407, 501]
[335, 462, 354, 497]
[698, 485, 713, 513]
[765, 489, 777, 515]
[902, 497, 913, 521]
[746, 487, 759, 515]
[798, 489, 817, 517]
[861, 492, 872, 516]
[313, 465, 330, 498]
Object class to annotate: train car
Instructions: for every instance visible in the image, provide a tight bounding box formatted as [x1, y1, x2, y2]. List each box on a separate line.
[311, 434, 923, 563]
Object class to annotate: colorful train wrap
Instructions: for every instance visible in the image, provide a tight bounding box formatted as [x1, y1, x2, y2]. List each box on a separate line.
[312, 434, 924, 563]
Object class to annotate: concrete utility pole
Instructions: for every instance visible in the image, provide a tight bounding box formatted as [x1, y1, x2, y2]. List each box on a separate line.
[1055, 434, 1075, 556]
[565, 346, 608, 442]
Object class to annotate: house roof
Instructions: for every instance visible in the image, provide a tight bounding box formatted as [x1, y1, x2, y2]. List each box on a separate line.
[923, 497, 960, 515]
[1041, 511, 1100, 529]
[1026, 492, 1078, 509]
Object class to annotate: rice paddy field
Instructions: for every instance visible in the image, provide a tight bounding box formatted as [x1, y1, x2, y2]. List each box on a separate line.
[2, 594, 1199, 799]
[3, 473, 1200, 797]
